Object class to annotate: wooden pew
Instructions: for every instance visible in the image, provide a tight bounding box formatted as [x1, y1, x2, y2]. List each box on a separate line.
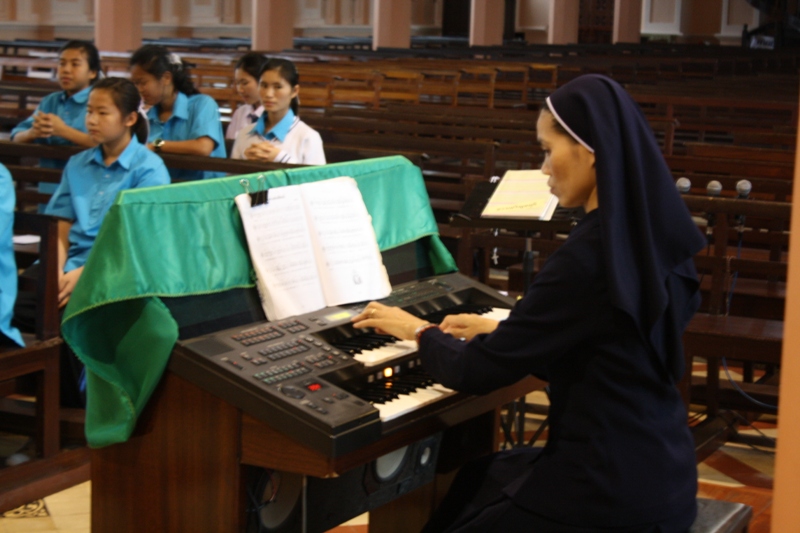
[312, 128, 496, 220]
[451, 191, 787, 458]
[306, 113, 540, 170]
[0, 212, 90, 513]
[685, 142, 795, 165]
[680, 195, 788, 425]
[0, 79, 58, 132]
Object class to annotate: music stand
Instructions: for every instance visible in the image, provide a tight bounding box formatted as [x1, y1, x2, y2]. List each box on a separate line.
[451, 183, 576, 293]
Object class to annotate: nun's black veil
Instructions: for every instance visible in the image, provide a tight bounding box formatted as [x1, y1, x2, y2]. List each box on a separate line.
[546, 74, 706, 381]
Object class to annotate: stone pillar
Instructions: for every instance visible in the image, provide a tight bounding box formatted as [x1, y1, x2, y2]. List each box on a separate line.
[613, 0, 643, 43]
[372, 0, 411, 50]
[94, 0, 143, 52]
[548, 0, 579, 44]
[252, 0, 295, 52]
[470, 0, 504, 46]
[772, 92, 800, 532]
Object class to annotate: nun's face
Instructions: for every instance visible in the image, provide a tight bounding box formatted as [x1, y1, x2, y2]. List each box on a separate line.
[537, 111, 598, 212]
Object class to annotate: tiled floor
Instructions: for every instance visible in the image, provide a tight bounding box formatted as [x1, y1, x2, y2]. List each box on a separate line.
[0, 481, 90, 533]
[0, 393, 776, 532]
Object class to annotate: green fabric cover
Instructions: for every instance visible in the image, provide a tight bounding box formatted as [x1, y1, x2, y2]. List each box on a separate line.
[61, 156, 456, 448]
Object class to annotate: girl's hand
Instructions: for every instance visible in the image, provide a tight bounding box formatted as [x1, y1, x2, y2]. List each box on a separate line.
[439, 314, 499, 341]
[46, 113, 69, 137]
[32, 113, 53, 138]
[243, 141, 281, 162]
[352, 302, 428, 341]
[58, 266, 84, 308]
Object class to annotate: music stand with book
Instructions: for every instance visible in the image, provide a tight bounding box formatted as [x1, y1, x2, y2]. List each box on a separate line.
[452, 170, 578, 294]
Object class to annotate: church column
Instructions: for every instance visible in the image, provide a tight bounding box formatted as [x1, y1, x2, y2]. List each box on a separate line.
[772, 92, 800, 532]
[94, 0, 142, 52]
[252, 0, 295, 52]
[372, 0, 411, 50]
[470, 0, 504, 46]
[613, 0, 643, 43]
[548, 0, 579, 44]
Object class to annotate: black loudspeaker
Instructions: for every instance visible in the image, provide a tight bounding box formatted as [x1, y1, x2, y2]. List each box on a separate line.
[248, 432, 442, 533]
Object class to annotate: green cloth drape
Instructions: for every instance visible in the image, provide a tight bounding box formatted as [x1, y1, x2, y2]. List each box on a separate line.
[61, 156, 456, 448]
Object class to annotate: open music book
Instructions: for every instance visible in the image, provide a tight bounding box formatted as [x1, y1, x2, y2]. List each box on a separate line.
[235, 177, 391, 320]
[481, 169, 558, 220]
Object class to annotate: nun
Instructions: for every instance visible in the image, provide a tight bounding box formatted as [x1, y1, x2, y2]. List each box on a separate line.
[352, 74, 705, 532]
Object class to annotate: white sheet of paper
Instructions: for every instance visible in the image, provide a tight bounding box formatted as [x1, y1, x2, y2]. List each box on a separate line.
[481, 169, 558, 220]
[235, 190, 326, 320]
[302, 177, 391, 305]
[235, 176, 391, 321]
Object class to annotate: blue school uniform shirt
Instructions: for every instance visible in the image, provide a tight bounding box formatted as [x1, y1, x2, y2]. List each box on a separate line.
[45, 137, 171, 273]
[0, 163, 24, 347]
[10, 87, 92, 195]
[145, 92, 226, 181]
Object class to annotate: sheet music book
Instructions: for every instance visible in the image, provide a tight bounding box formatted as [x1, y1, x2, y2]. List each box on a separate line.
[235, 176, 391, 320]
[480, 169, 558, 220]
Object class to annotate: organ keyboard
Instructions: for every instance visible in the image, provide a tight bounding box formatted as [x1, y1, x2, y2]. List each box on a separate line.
[170, 272, 515, 457]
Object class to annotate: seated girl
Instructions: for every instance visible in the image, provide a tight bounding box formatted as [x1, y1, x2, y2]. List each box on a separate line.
[226, 52, 267, 140]
[45, 78, 171, 307]
[0, 163, 24, 348]
[11, 40, 101, 198]
[231, 58, 325, 165]
[129, 45, 226, 181]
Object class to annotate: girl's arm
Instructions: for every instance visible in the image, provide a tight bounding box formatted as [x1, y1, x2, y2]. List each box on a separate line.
[11, 112, 46, 143]
[11, 127, 41, 144]
[150, 136, 215, 156]
[55, 220, 82, 308]
[56, 220, 71, 274]
[46, 113, 96, 148]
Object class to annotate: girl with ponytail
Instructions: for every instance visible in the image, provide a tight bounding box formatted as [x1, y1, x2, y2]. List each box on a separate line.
[44, 77, 170, 308]
[129, 45, 226, 180]
[231, 58, 325, 164]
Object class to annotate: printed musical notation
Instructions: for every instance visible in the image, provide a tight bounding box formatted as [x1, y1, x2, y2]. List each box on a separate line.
[235, 177, 391, 320]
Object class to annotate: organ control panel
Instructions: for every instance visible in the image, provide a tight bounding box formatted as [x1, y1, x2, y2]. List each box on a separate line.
[170, 272, 514, 457]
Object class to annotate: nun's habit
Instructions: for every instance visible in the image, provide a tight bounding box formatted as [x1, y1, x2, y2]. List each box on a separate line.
[417, 75, 706, 532]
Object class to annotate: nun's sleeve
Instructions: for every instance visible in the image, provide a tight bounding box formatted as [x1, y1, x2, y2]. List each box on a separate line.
[420, 234, 605, 395]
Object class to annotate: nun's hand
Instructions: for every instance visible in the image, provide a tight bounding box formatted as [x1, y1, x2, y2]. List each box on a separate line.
[352, 302, 428, 341]
[440, 314, 498, 342]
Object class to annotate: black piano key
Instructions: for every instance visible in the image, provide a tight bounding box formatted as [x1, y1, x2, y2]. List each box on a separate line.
[420, 303, 495, 324]
[358, 389, 400, 403]
[381, 381, 417, 395]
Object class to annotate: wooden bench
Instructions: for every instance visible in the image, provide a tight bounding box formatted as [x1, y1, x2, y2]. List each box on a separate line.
[0, 79, 57, 132]
[306, 113, 541, 171]
[675, 194, 787, 459]
[0, 212, 90, 514]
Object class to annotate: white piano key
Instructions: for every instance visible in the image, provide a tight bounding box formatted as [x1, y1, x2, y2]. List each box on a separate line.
[481, 307, 511, 322]
[375, 385, 456, 422]
[352, 307, 510, 367]
[353, 339, 417, 366]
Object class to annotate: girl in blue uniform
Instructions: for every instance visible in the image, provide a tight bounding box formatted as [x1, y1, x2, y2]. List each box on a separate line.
[353, 75, 705, 532]
[45, 78, 170, 308]
[0, 163, 24, 348]
[129, 45, 226, 181]
[11, 40, 101, 198]
[230, 58, 325, 165]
